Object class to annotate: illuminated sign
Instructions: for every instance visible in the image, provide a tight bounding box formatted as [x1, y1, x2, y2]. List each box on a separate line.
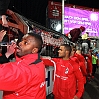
[64, 7, 99, 37]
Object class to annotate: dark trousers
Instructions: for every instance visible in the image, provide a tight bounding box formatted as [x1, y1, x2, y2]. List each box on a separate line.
[92, 64, 97, 76]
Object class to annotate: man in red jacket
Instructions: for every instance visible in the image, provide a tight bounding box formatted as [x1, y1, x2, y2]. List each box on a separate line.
[42, 44, 84, 99]
[74, 49, 87, 84]
[83, 52, 92, 81]
[70, 47, 87, 99]
[0, 32, 46, 99]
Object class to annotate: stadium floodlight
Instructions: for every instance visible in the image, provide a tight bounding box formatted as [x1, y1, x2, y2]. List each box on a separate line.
[56, 23, 61, 32]
[62, 0, 66, 34]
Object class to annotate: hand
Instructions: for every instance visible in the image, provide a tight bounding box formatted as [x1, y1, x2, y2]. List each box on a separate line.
[73, 95, 80, 99]
[0, 30, 6, 42]
[2, 15, 8, 27]
[89, 73, 92, 76]
[5, 42, 17, 58]
[42, 56, 51, 60]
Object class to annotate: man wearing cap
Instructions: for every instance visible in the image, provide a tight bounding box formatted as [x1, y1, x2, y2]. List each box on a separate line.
[66, 26, 85, 43]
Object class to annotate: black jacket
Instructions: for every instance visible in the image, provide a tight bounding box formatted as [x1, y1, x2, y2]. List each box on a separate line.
[0, 0, 11, 15]
[0, 54, 9, 64]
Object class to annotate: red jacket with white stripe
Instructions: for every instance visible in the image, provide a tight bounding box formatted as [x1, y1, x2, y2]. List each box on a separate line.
[42, 58, 84, 99]
[0, 54, 46, 99]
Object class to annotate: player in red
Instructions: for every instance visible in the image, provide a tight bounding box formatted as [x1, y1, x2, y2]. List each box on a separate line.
[42, 44, 84, 99]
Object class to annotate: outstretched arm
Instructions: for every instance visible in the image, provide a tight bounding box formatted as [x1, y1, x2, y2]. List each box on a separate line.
[41, 57, 54, 66]
[0, 0, 11, 27]
[0, 42, 16, 64]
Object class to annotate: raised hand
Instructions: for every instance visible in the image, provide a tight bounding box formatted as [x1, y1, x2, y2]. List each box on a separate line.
[73, 95, 80, 99]
[2, 15, 8, 27]
[5, 42, 17, 58]
[0, 30, 6, 42]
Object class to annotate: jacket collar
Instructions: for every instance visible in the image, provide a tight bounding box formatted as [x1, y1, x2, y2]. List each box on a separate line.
[16, 53, 38, 61]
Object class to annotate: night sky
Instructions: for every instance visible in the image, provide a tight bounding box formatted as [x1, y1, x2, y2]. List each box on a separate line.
[9, 0, 99, 26]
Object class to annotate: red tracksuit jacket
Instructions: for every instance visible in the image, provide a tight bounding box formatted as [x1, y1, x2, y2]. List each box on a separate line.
[73, 53, 87, 84]
[42, 58, 84, 99]
[0, 54, 46, 99]
[83, 54, 92, 74]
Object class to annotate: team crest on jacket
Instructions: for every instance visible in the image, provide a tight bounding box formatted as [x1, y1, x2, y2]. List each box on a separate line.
[65, 67, 69, 74]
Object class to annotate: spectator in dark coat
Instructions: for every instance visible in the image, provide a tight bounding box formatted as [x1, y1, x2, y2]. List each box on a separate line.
[66, 26, 85, 43]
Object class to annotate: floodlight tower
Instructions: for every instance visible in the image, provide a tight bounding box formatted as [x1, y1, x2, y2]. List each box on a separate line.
[62, 0, 66, 34]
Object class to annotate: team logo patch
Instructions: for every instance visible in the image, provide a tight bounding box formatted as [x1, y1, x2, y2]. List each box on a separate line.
[65, 67, 69, 74]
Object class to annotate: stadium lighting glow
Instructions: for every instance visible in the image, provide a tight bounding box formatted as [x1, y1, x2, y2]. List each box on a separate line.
[90, 13, 98, 21]
[56, 24, 61, 31]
